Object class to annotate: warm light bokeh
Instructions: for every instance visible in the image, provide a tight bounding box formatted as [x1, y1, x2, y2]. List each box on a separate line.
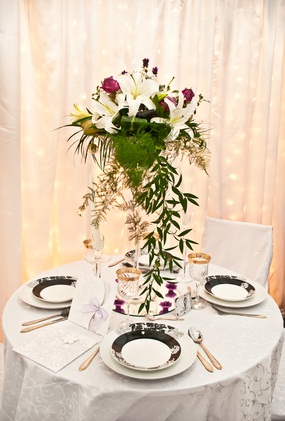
[1, 0, 285, 342]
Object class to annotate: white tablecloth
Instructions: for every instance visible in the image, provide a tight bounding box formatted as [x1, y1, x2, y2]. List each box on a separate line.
[1, 260, 284, 421]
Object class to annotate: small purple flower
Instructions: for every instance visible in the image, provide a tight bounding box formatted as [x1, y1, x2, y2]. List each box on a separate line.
[101, 76, 120, 94]
[152, 66, 158, 76]
[142, 58, 149, 68]
[182, 88, 195, 104]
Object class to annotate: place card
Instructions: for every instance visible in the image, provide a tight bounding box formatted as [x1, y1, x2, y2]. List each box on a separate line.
[174, 291, 192, 317]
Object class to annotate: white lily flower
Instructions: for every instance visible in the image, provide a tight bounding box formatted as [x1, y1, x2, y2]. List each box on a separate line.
[70, 104, 92, 123]
[92, 91, 120, 133]
[164, 94, 197, 139]
[116, 71, 159, 116]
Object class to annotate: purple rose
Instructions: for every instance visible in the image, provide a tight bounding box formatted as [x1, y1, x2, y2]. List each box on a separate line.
[182, 88, 195, 103]
[101, 76, 120, 94]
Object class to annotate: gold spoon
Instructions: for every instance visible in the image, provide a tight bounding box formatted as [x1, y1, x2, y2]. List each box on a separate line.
[79, 345, 100, 371]
[188, 327, 222, 370]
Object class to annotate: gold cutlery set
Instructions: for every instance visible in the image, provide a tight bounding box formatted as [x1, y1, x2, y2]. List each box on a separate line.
[20, 308, 70, 333]
[188, 327, 222, 372]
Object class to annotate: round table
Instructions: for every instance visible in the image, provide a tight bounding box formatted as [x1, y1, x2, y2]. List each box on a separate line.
[1, 259, 284, 421]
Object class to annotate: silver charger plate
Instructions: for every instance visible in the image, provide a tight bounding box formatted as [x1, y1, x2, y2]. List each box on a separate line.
[100, 323, 197, 380]
[111, 326, 181, 371]
[204, 275, 255, 302]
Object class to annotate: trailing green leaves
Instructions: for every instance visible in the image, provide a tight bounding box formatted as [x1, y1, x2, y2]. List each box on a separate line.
[136, 155, 199, 313]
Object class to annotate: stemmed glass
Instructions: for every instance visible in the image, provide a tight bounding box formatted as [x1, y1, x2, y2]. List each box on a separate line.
[116, 267, 142, 328]
[83, 230, 105, 278]
[181, 211, 192, 279]
[188, 252, 211, 310]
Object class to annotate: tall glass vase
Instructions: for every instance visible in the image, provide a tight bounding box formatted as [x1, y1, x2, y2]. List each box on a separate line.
[134, 239, 141, 269]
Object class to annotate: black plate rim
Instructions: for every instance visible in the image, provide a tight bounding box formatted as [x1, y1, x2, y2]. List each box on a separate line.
[32, 277, 77, 302]
[111, 323, 181, 371]
[204, 275, 255, 301]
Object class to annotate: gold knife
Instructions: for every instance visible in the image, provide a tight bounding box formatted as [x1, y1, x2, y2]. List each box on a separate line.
[197, 351, 214, 372]
[22, 308, 70, 326]
[20, 317, 67, 332]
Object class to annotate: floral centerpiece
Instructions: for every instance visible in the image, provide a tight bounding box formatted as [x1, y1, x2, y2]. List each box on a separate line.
[63, 58, 209, 313]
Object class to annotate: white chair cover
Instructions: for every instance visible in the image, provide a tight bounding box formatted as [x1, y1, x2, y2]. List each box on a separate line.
[202, 217, 273, 289]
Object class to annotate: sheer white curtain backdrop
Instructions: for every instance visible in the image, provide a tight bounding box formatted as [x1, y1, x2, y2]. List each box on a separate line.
[0, 0, 284, 340]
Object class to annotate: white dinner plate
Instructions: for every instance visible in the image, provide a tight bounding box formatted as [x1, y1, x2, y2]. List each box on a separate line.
[20, 276, 77, 309]
[100, 323, 197, 380]
[204, 276, 255, 302]
[111, 327, 181, 371]
[32, 278, 76, 303]
[200, 278, 267, 308]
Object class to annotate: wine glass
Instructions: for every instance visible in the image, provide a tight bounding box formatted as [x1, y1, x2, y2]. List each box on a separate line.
[116, 267, 142, 328]
[83, 233, 104, 278]
[188, 252, 211, 310]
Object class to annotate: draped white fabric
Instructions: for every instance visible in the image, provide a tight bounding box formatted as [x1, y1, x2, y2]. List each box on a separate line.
[1, 0, 285, 340]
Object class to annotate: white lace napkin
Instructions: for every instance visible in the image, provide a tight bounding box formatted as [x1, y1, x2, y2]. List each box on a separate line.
[68, 268, 117, 337]
[13, 321, 98, 372]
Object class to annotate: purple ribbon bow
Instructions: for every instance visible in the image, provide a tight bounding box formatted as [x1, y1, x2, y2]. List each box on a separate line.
[81, 297, 108, 323]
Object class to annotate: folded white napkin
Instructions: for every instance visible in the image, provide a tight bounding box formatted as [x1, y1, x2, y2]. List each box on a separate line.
[13, 321, 98, 372]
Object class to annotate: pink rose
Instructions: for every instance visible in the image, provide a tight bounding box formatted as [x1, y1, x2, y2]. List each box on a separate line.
[101, 76, 120, 94]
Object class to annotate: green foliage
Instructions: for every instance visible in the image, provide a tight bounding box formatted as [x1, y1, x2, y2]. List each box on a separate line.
[137, 155, 199, 314]
[66, 117, 208, 311]
[110, 117, 171, 189]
